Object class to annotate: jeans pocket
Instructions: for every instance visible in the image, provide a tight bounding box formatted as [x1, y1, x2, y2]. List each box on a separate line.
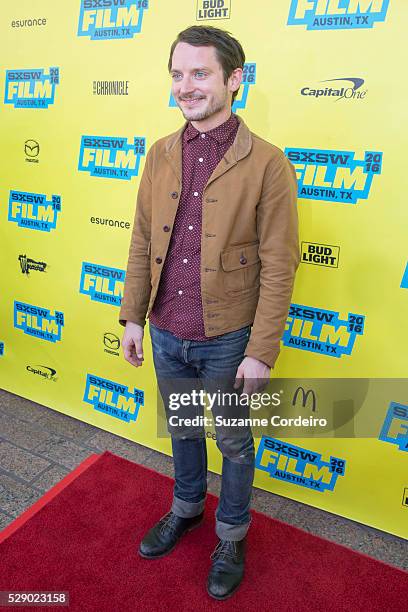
[216, 325, 251, 342]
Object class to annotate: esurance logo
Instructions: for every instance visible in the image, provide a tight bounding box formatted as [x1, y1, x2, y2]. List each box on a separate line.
[283, 304, 365, 357]
[256, 437, 346, 492]
[14, 301, 64, 342]
[379, 402, 408, 452]
[287, 0, 389, 30]
[84, 374, 144, 423]
[5, 68, 59, 108]
[301, 77, 367, 101]
[78, 0, 149, 40]
[78, 135, 145, 180]
[285, 148, 382, 204]
[169, 62, 256, 111]
[79, 262, 124, 306]
[9, 191, 61, 231]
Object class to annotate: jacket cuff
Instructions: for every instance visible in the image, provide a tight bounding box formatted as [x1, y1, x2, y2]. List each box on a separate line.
[244, 342, 280, 369]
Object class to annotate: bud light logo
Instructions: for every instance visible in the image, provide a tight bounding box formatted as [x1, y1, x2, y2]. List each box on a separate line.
[285, 148, 382, 204]
[78, 135, 145, 180]
[5, 68, 60, 108]
[79, 262, 125, 306]
[379, 402, 408, 452]
[8, 191, 61, 232]
[169, 62, 256, 112]
[84, 374, 144, 423]
[14, 302, 64, 342]
[401, 263, 408, 289]
[78, 0, 149, 40]
[287, 0, 389, 30]
[283, 304, 365, 357]
[256, 437, 346, 492]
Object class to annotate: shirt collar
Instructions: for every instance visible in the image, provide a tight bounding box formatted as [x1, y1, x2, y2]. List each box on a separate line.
[183, 112, 239, 144]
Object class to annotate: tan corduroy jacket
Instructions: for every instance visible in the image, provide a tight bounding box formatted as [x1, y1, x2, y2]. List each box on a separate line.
[119, 113, 300, 368]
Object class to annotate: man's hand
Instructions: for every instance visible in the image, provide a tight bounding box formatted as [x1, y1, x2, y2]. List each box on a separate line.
[233, 356, 271, 396]
[122, 321, 144, 367]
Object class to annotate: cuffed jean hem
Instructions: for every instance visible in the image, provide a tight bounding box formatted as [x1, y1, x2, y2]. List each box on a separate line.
[215, 517, 252, 542]
[171, 494, 206, 519]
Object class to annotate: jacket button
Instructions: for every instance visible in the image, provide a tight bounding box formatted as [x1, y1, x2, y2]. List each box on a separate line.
[171, 191, 178, 199]
[240, 256, 247, 265]
[155, 257, 162, 264]
[163, 225, 170, 232]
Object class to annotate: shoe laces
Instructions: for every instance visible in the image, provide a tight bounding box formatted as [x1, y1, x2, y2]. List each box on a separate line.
[210, 539, 237, 562]
[158, 512, 179, 536]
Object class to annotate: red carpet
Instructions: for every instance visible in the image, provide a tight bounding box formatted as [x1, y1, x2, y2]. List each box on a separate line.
[0, 451, 406, 612]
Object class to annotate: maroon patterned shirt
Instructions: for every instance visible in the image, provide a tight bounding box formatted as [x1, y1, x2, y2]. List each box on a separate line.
[149, 112, 239, 339]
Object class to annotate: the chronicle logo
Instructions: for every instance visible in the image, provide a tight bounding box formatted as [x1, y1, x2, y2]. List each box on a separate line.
[379, 402, 408, 452]
[25, 139, 40, 162]
[83, 374, 144, 423]
[78, 0, 149, 40]
[301, 77, 367, 101]
[79, 262, 125, 306]
[169, 62, 256, 112]
[301, 242, 340, 268]
[104, 332, 121, 355]
[27, 364, 57, 381]
[287, 0, 389, 30]
[8, 191, 62, 232]
[4, 68, 60, 108]
[14, 301, 64, 343]
[285, 148, 382, 204]
[93, 80, 129, 95]
[196, 0, 231, 20]
[256, 436, 346, 492]
[78, 135, 145, 180]
[400, 263, 408, 289]
[283, 304, 365, 358]
[19, 254, 47, 275]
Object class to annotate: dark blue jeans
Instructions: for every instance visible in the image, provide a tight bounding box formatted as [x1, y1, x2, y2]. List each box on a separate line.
[149, 321, 255, 541]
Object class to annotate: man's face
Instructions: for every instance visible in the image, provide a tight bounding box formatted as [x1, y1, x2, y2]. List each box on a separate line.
[170, 42, 237, 122]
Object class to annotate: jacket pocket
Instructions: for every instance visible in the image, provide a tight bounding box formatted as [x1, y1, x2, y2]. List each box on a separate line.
[220, 241, 260, 293]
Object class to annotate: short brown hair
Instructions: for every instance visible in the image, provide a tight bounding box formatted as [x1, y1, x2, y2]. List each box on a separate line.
[168, 25, 245, 104]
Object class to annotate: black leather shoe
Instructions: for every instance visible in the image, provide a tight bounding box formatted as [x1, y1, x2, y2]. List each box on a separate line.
[207, 538, 246, 600]
[138, 511, 204, 559]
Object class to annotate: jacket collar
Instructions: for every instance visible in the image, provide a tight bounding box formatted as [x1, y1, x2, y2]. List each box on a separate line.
[164, 113, 253, 184]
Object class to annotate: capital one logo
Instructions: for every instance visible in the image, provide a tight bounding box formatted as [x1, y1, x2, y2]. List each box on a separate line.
[287, 0, 389, 30]
[77, 0, 149, 40]
[169, 62, 256, 111]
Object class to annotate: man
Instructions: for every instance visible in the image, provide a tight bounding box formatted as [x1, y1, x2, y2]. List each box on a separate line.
[119, 25, 299, 600]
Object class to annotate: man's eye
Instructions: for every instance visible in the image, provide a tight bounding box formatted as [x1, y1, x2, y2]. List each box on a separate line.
[195, 72, 205, 77]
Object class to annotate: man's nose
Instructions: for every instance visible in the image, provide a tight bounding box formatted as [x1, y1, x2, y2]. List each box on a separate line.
[178, 75, 196, 96]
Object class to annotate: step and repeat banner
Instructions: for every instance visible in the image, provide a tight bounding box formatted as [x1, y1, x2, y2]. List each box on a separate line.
[1, 1, 407, 539]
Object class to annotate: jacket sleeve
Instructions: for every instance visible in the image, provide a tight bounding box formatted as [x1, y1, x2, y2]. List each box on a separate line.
[244, 152, 300, 368]
[118, 148, 153, 327]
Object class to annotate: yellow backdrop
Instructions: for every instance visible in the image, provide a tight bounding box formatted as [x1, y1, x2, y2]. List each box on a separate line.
[1, 0, 407, 539]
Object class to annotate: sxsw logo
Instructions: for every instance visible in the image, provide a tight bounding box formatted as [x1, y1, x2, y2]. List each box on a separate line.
[285, 148, 382, 204]
[379, 402, 408, 452]
[84, 374, 144, 423]
[300, 77, 367, 101]
[8, 190, 61, 232]
[169, 62, 256, 111]
[14, 301, 64, 343]
[77, 0, 149, 40]
[283, 304, 365, 358]
[287, 0, 389, 30]
[400, 263, 408, 289]
[256, 436, 346, 492]
[4, 68, 59, 108]
[0, 342, 4, 356]
[79, 262, 125, 306]
[78, 135, 145, 180]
